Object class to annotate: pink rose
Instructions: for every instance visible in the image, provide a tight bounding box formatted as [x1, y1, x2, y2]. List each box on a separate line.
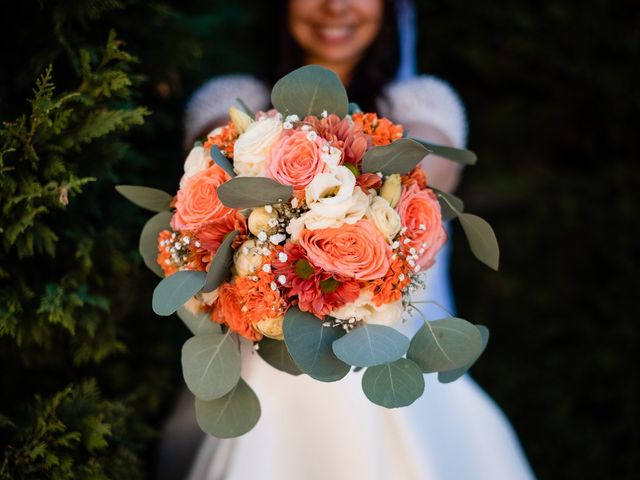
[299, 220, 391, 281]
[396, 183, 447, 269]
[266, 130, 327, 190]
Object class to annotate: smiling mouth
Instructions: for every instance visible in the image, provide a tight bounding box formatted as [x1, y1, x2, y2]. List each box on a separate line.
[315, 26, 356, 43]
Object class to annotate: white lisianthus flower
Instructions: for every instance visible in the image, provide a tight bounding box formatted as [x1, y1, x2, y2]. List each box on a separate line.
[366, 196, 402, 242]
[285, 216, 306, 242]
[233, 117, 283, 176]
[180, 145, 210, 187]
[233, 239, 264, 276]
[320, 145, 342, 168]
[301, 166, 369, 230]
[331, 291, 403, 327]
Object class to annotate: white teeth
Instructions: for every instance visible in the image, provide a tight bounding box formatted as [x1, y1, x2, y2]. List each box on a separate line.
[319, 27, 352, 40]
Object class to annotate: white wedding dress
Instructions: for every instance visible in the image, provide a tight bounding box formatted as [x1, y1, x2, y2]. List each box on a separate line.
[180, 74, 535, 480]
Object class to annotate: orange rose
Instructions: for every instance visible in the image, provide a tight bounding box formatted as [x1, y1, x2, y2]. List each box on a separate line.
[299, 220, 391, 281]
[266, 130, 327, 190]
[172, 165, 233, 231]
[396, 183, 447, 269]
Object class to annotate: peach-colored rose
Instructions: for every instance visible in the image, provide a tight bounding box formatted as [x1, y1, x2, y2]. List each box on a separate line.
[194, 211, 247, 255]
[172, 165, 233, 231]
[396, 183, 447, 269]
[299, 220, 391, 281]
[266, 130, 327, 190]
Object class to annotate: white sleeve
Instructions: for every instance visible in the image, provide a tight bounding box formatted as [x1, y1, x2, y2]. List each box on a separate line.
[184, 75, 270, 147]
[380, 76, 468, 148]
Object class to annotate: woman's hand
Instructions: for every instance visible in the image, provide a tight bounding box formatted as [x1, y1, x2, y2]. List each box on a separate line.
[404, 121, 463, 194]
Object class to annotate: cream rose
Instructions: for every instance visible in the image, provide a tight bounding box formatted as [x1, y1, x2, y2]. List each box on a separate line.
[233, 117, 283, 176]
[380, 173, 402, 208]
[301, 166, 369, 230]
[331, 291, 403, 326]
[233, 239, 264, 276]
[366, 196, 402, 242]
[180, 145, 210, 188]
[254, 315, 284, 340]
[229, 106, 253, 134]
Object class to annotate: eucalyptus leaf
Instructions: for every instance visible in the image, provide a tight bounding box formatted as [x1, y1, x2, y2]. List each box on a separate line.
[361, 138, 429, 175]
[195, 378, 260, 438]
[258, 338, 302, 376]
[438, 325, 490, 383]
[458, 213, 500, 270]
[182, 332, 241, 400]
[115, 185, 172, 212]
[271, 65, 349, 119]
[236, 97, 254, 117]
[348, 102, 362, 114]
[362, 358, 425, 408]
[332, 324, 409, 368]
[283, 307, 350, 382]
[202, 230, 239, 293]
[152, 270, 206, 316]
[210, 145, 235, 177]
[217, 177, 292, 209]
[177, 306, 221, 336]
[139, 211, 172, 277]
[432, 188, 464, 221]
[411, 138, 477, 166]
[407, 317, 483, 373]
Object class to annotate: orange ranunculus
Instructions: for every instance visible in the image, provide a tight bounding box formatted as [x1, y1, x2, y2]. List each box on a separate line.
[172, 165, 233, 231]
[266, 130, 327, 190]
[203, 121, 238, 158]
[299, 220, 391, 281]
[212, 283, 263, 341]
[194, 211, 248, 255]
[396, 183, 447, 270]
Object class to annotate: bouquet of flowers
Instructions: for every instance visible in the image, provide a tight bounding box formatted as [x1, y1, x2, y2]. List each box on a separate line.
[117, 66, 499, 438]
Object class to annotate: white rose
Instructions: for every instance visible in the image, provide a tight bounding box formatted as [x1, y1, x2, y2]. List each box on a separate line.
[366, 196, 402, 242]
[180, 145, 210, 187]
[233, 239, 264, 276]
[368, 300, 403, 327]
[233, 117, 283, 176]
[331, 291, 403, 327]
[302, 166, 369, 229]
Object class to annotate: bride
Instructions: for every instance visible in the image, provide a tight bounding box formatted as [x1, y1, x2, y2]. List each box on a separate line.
[160, 1, 535, 479]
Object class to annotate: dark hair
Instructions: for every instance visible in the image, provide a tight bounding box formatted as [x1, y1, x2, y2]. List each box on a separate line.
[268, 0, 400, 113]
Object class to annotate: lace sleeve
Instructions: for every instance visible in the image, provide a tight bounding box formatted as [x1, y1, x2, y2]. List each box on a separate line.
[380, 76, 468, 148]
[184, 75, 270, 147]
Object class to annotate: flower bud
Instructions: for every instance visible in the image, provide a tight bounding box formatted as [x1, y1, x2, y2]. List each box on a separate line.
[233, 239, 264, 276]
[229, 106, 253, 134]
[248, 206, 279, 236]
[380, 174, 402, 208]
[254, 315, 284, 340]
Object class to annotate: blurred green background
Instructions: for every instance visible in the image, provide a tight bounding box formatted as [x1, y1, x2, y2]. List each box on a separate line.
[0, 0, 636, 478]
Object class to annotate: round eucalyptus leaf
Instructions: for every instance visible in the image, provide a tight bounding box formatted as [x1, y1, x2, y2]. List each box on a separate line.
[361, 138, 429, 176]
[271, 65, 348, 119]
[407, 317, 483, 373]
[182, 332, 241, 400]
[283, 307, 350, 382]
[152, 270, 206, 316]
[177, 306, 221, 336]
[116, 185, 172, 212]
[217, 177, 293, 209]
[202, 230, 239, 293]
[438, 325, 490, 384]
[458, 213, 500, 271]
[258, 337, 302, 376]
[362, 358, 425, 408]
[195, 378, 260, 438]
[332, 324, 410, 367]
[139, 211, 172, 277]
